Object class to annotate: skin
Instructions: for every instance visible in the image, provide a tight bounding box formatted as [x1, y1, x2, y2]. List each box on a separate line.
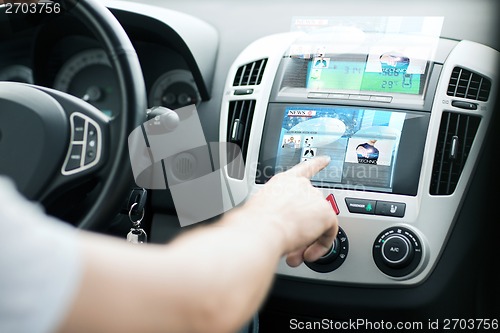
[58, 156, 338, 333]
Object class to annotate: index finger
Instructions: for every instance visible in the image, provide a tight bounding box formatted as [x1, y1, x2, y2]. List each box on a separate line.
[287, 155, 331, 179]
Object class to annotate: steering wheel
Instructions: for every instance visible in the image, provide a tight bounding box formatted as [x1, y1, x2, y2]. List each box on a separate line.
[0, 0, 147, 231]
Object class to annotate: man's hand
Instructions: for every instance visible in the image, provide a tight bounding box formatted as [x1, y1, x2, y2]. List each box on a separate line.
[243, 156, 339, 267]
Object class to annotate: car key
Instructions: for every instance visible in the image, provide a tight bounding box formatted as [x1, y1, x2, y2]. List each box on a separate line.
[126, 202, 147, 244]
[126, 228, 148, 244]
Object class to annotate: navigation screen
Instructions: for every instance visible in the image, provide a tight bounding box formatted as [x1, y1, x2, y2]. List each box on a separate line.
[275, 106, 406, 192]
[306, 54, 426, 95]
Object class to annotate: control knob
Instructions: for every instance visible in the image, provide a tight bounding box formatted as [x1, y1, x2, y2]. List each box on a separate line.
[381, 234, 413, 268]
[373, 227, 423, 278]
[305, 226, 349, 273]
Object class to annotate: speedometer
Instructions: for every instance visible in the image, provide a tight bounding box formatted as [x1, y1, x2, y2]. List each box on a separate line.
[53, 49, 120, 117]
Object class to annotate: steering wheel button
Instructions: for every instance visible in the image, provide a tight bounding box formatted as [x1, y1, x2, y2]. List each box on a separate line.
[85, 150, 96, 165]
[72, 116, 85, 142]
[85, 140, 97, 165]
[87, 123, 97, 138]
[65, 144, 83, 171]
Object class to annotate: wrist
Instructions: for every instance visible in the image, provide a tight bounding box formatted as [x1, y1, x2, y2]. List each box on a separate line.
[223, 205, 289, 256]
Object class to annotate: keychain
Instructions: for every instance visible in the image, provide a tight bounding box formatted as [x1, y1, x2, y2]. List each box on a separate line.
[126, 202, 147, 244]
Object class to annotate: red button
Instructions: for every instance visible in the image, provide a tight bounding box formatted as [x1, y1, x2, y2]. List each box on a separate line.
[326, 194, 340, 215]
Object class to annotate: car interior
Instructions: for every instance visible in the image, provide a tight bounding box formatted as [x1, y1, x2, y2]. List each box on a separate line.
[1, 0, 499, 332]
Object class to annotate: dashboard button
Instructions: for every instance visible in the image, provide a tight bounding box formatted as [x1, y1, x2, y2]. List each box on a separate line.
[348, 94, 370, 101]
[381, 235, 412, 267]
[375, 201, 405, 217]
[328, 93, 350, 100]
[345, 198, 376, 214]
[326, 194, 340, 215]
[369, 95, 393, 103]
[234, 88, 253, 95]
[451, 100, 477, 110]
[307, 92, 329, 99]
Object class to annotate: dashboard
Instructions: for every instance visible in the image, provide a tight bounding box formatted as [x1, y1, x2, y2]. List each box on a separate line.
[221, 28, 499, 288]
[144, 0, 499, 328]
[0, 2, 213, 118]
[1, 0, 499, 332]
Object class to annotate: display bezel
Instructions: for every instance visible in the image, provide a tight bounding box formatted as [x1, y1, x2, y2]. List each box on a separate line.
[256, 103, 430, 196]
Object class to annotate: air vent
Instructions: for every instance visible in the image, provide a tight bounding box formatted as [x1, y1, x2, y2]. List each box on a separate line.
[226, 100, 256, 179]
[233, 59, 268, 86]
[447, 67, 491, 101]
[430, 112, 480, 195]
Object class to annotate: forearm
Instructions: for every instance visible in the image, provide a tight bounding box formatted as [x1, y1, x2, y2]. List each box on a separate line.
[59, 157, 337, 333]
[59, 206, 287, 333]
[162, 207, 287, 333]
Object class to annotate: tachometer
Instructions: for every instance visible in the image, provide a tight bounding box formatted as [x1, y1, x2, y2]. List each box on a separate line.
[149, 69, 200, 109]
[53, 49, 120, 117]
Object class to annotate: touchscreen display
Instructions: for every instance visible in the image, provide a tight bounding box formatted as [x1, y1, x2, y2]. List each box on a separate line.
[275, 106, 406, 192]
[306, 54, 426, 95]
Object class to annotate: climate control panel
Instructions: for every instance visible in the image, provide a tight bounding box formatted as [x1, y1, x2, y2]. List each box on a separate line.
[303, 197, 423, 279]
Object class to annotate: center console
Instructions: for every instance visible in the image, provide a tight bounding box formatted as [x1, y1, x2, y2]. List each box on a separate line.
[219, 29, 498, 285]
